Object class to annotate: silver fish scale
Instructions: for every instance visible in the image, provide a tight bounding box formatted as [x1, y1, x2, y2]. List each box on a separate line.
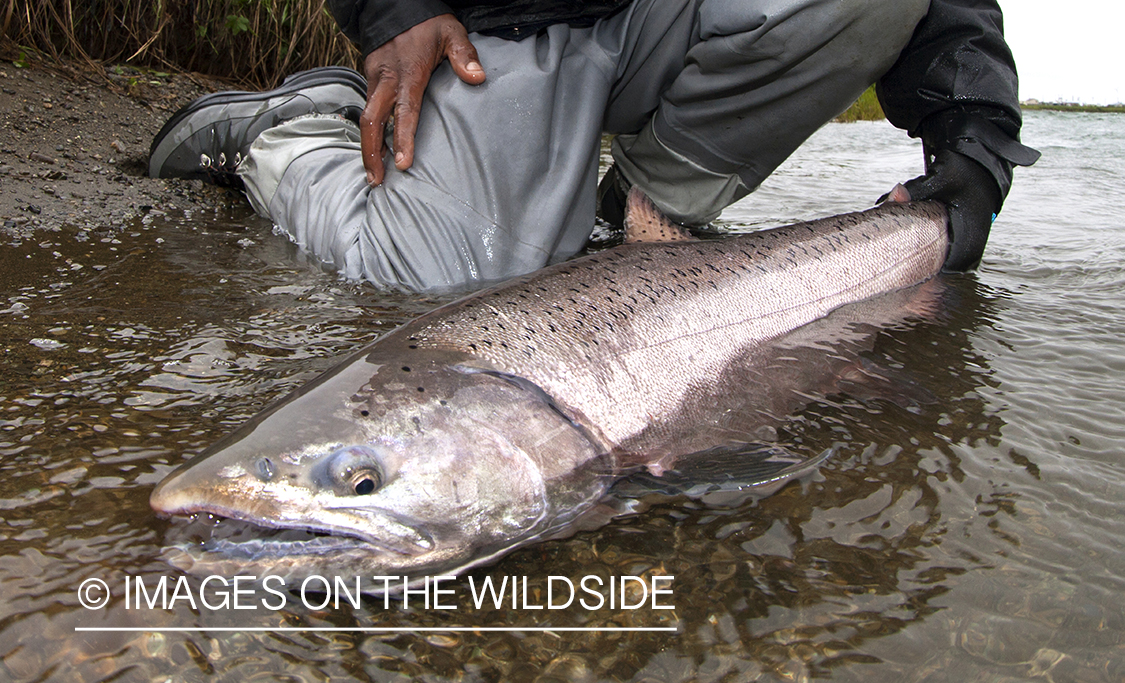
[403, 201, 948, 454]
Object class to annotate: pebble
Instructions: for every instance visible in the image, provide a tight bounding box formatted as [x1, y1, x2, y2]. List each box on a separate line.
[29, 338, 66, 350]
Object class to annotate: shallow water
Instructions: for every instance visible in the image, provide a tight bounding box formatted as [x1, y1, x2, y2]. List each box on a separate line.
[2, 111, 1123, 682]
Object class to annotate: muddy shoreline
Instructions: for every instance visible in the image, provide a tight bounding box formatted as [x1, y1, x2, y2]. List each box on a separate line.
[0, 58, 245, 240]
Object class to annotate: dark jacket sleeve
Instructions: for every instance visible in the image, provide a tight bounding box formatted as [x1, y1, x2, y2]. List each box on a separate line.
[877, 0, 1040, 203]
[327, 1, 633, 55]
[326, 0, 452, 56]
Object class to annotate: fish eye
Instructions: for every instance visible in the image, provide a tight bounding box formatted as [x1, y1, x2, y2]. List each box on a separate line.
[340, 466, 382, 496]
[324, 446, 384, 497]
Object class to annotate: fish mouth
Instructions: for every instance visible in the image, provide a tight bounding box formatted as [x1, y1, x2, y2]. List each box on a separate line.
[151, 468, 437, 558]
[157, 500, 436, 560]
[199, 522, 374, 559]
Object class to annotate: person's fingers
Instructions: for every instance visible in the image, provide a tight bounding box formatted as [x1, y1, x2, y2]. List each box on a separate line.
[356, 16, 482, 181]
[359, 111, 385, 186]
[360, 77, 397, 185]
[391, 68, 429, 171]
[943, 208, 990, 272]
[445, 27, 485, 85]
[902, 171, 945, 203]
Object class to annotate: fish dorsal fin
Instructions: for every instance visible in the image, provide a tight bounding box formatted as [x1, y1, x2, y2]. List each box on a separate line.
[623, 187, 696, 244]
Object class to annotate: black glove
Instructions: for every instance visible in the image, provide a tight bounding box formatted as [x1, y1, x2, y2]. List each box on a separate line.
[903, 149, 1000, 272]
[901, 110, 1041, 272]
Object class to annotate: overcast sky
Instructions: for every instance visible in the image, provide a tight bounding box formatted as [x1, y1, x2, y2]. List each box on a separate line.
[1001, 0, 1124, 105]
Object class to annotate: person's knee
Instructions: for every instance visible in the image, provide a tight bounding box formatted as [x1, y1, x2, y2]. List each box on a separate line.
[692, 0, 929, 69]
[837, 0, 931, 76]
[844, 0, 931, 46]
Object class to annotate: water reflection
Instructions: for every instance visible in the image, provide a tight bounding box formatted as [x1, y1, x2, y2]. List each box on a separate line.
[0, 224, 1017, 682]
[2, 113, 1124, 681]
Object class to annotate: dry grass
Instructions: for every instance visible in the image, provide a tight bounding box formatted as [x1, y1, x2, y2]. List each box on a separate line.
[2, 0, 360, 87]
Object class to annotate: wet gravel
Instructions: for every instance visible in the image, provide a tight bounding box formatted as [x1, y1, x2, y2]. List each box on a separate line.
[0, 59, 243, 239]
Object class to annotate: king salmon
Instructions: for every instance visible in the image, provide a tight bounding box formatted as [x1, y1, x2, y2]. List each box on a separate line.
[150, 197, 949, 586]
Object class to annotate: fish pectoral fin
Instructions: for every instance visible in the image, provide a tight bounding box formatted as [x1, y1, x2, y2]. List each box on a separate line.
[835, 356, 936, 410]
[609, 442, 837, 508]
[623, 187, 696, 243]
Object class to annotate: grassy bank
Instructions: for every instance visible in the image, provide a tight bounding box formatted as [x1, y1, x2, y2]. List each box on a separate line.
[2, 0, 358, 87]
[836, 85, 885, 122]
[835, 90, 1125, 120]
[1021, 102, 1125, 113]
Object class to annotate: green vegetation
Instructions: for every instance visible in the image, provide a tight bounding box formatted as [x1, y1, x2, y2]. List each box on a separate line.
[1021, 102, 1125, 113]
[1, 0, 358, 87]
[834, 88, 1125, 121]
[836, 85, 885, 122]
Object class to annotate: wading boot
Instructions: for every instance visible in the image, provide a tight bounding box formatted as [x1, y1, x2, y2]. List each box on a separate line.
[596, 164, 632, 229]
[149, 66, 367, 187]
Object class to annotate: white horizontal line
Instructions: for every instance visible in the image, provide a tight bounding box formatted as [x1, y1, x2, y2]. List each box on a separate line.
[74, 626, 678, 633]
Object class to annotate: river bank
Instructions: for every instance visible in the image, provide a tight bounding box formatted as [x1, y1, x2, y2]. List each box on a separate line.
[1021, 102, 1125, 113]
[0, 57, 241, 241]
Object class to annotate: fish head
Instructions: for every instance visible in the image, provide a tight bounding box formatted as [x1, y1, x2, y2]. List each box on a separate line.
[150, 344, 608, 584]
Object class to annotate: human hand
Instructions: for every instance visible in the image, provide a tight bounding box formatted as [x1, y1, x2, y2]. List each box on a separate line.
[360, 14, 485, 186]
[902, 150, 1002, 272]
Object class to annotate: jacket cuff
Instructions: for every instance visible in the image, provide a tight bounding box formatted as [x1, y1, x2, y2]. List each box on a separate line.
[356, 1, 452, 55]
[920, 109, 1041, 204]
